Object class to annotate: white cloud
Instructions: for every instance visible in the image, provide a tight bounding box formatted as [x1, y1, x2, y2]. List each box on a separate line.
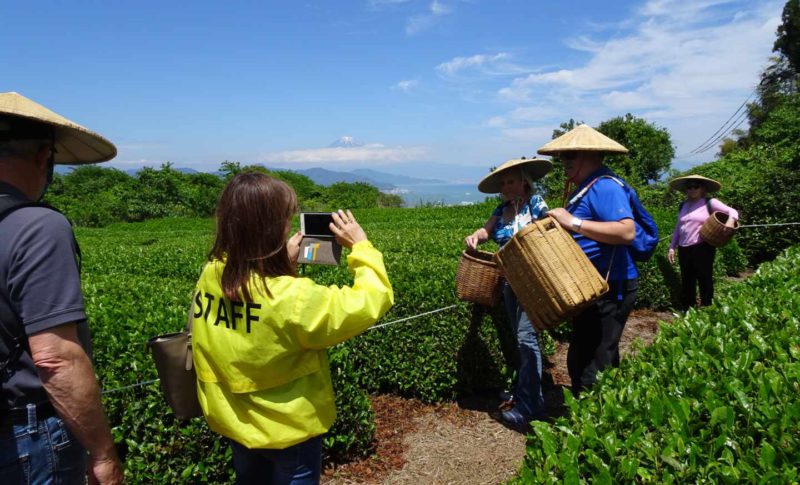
[406, 0, 455, 35]
[435, 52, 529, 78]
[262, 143, 427, 165]
[488, 0, 783, 162]
[394, 79, 420, 92]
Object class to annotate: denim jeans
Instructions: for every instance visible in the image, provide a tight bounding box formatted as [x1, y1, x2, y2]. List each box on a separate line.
[230, 435, 322, 485]
[503, 282, 544, 418]
[0, 403, 86, 484]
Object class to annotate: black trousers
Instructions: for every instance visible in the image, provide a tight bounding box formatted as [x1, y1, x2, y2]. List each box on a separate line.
[678, 242, 716, 308]
[568, 279, 638, 395]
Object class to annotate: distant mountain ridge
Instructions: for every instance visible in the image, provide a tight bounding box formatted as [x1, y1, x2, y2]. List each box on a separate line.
[55, 163, 468, 187]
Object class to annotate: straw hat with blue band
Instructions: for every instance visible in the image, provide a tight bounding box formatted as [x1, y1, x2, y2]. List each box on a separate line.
[478, 157, 552, 194]
[0, 92, 116, 164]
[668, 175, 722, 193]
[537, 123, 628, 155]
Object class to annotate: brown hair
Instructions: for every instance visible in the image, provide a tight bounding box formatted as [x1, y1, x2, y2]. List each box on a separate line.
[210, 172, 297, 301]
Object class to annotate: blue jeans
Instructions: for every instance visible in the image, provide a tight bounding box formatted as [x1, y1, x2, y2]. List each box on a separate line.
[0, 403, 86, 484]
[230, 435, 322, 485]
[503, 283, 544, 418]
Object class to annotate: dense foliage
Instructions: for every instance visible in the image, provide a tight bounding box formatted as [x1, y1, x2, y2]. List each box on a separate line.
[45, 163, 402, 227]
[512, 245, 800, 484]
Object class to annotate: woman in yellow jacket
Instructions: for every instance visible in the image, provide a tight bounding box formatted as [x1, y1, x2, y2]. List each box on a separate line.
[191, 172, 394, 484]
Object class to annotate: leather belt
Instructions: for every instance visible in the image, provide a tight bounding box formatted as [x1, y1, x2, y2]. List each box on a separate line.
[0, 401, 57, 434]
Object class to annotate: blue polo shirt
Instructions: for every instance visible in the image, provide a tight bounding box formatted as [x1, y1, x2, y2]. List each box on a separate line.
[567, 167, 638, 281]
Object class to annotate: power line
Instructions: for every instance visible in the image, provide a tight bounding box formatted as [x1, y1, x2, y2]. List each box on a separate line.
[692, 110, 750, 154]
[688, 90, 755, 154]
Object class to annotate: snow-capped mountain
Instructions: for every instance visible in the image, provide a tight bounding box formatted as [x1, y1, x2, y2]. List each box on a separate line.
[328, 136, 363, 148]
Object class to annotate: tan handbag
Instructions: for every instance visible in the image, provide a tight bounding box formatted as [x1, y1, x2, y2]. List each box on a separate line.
[147, 311, 202, 420]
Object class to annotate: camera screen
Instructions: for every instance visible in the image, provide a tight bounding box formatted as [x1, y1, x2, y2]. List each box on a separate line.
[301, 212, 334, 237]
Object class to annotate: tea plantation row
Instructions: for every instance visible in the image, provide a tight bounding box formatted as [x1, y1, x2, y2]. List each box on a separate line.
[512, 245, 800, 484]
[77, 203, 745, 481]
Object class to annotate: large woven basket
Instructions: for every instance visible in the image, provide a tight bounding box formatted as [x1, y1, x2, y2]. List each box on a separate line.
[456, 249, 503, 307]
[700, 211, 739, 248]
[494, 216, 609, 331]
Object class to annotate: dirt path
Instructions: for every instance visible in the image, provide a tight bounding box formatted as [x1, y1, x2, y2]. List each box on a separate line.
[323, 309, 673, 484]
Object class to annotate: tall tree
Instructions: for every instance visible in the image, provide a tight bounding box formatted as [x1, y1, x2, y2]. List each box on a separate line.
[598, 113, 674, 185]
[775, 0, 800, 73]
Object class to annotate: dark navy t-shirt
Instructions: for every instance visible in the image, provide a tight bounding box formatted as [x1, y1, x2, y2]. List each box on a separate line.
[567, 167, 639, 281]
[0, 183, 90, 409]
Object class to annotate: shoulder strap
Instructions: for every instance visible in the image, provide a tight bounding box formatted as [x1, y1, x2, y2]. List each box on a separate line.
[705, 197, 713, 216]
[0, 194, 60, 374]
[566, 174, 622, 210]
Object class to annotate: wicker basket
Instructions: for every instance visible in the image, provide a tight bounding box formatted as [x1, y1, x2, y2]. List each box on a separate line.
[700, 211, 739, 248]
[456, 249, 503, 307]
[494, 216, 609, 331]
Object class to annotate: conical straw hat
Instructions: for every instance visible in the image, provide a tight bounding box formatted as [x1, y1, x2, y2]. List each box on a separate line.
[478, 157, 552, 194]
[537, 123, 628, 155]
[0, 92, 116, 164]
[669, 174, 721, 193]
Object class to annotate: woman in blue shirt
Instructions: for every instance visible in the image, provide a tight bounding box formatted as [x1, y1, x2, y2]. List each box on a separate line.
[465, 157, 551, 428]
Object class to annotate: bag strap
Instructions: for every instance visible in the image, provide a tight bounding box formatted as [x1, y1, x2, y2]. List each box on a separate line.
[0, 194, 38, 375]
[705, 197, 713, 216]
[184, 307, 194, 372]
[566, 175, 623, 211]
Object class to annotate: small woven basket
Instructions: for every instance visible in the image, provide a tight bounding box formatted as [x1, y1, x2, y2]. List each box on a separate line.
[700, 211, 739, 247]
[456, 249, 503, 307]
[494, 216, 609, 331]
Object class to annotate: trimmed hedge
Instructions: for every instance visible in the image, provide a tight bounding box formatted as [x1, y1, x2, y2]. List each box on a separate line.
[512, 245, 800, 484]
[77, 201, 746, 481]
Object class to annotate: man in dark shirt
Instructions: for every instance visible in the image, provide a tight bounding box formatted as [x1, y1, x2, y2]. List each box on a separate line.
[0, 92, 123, 483]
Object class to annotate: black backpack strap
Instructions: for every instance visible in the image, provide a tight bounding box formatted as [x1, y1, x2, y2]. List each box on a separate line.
[0, 194, 51, 376]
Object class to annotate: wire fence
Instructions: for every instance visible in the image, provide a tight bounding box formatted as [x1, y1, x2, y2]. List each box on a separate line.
[101, 220, 799, 395]
[100, 303, 463, 395]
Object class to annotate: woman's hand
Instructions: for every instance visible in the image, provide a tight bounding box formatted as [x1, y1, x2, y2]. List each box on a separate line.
[287, 231, 303, 263]
[668, 248, 676, 265]
[723, 216, 737, 234]
[330, 209, 367, 249]
[465, 234, 479, 251]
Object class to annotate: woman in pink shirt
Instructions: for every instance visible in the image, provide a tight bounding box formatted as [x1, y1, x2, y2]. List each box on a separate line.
[668, 175, 738, 308]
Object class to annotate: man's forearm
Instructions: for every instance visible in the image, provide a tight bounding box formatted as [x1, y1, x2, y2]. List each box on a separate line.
[34, 341, 118, 462]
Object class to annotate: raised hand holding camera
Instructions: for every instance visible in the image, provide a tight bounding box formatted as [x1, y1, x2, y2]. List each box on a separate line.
[329, 209, 367, 249]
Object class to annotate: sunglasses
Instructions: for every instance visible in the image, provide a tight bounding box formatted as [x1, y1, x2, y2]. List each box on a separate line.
[559, 152, 579, 161]
[686, 183, 702, 190]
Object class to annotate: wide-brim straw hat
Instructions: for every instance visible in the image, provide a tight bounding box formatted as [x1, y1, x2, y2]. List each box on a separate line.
[669, 175, 721, 193]
[0, 92, 116, 164]
[478, 157, 552, 194]
[537, 123, 628, 155]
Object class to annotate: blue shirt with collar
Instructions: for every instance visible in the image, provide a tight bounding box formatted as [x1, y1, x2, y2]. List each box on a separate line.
[567, 166, 638, 281]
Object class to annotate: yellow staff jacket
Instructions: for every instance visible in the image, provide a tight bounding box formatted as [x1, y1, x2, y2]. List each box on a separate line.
[192, 241, 393, 449]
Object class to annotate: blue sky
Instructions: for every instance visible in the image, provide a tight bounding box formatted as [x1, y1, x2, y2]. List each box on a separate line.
[0, 0, 784, 182]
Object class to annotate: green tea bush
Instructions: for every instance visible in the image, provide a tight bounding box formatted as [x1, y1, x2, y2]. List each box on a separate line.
[512, 245, 800, 484]
[77, 201, 745, 480]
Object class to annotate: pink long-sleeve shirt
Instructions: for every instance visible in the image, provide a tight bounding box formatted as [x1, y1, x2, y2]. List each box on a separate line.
[670, 198, 739, 249]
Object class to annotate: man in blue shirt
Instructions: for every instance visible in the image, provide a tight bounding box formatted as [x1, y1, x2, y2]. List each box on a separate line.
[0, 92, 123, 483]
[538, 124, 638, 395]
